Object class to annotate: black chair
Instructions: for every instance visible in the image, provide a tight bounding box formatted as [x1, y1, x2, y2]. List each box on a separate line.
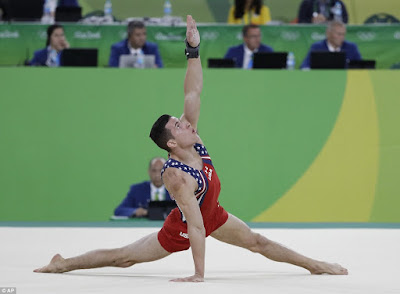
[208, 58, 235, 68]
[8, 0, 44, 21]
[55, 6, 82, 22]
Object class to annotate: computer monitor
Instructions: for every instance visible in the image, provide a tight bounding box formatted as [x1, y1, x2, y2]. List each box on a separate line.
[348, 59, 376, 69]
[253, 52, 288, 69]
[148, 200, 177, 220]
[207, 58, 235, 68]
[310, 52, 346, 69]
[55, 6, 82, 22]
[8, 0, 44, 21]
[60, 48, 98, 67]
[119, 54, 156, 68]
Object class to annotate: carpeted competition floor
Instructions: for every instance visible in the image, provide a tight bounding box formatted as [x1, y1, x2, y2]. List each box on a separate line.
[1, 225, 399, 294]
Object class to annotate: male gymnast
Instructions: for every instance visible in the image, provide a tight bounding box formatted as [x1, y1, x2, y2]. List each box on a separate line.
[34, 15, 348, 282]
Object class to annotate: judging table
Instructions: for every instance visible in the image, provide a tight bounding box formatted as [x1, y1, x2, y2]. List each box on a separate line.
[0, 23, 399, 68]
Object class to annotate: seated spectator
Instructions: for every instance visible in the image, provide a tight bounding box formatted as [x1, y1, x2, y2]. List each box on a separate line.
[114, 157, 172, 218]
[300, 20, 361, 69]
[29, 24, 70, 67]
[0, 0, 9, 21]
[298, 0, 348, 24]
[224, 24, 273, 69]
[108, 20, 163, 68]
[228, 0, 271, 25]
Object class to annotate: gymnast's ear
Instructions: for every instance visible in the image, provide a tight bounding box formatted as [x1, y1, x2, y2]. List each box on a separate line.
[167, 139, 177, 150]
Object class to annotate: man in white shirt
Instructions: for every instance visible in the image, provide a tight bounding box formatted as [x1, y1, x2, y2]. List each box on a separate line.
[108, 20, 164, 68]
[224, 24, 274, 69]
[300, 20, 362, 69]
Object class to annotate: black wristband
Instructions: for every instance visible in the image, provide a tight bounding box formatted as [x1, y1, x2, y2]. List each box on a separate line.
[184, 39, 200, 59]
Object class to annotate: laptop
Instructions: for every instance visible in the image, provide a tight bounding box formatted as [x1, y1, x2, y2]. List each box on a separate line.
[253, 52, 288, 69]
[60, 48, 98, 67]
[119, 54, 156, 68]
[208, 58, 235, 68]
[348, 59, 376, 69]
[8, 0, 44, 21]
[55, 6, 82, 22]
[310, 51, 346, 69]
[148, 200, 177, 220]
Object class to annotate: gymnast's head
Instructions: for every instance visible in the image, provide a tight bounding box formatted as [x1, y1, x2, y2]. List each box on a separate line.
[151, 114, 199, 152]
[150, 114, 174, 152]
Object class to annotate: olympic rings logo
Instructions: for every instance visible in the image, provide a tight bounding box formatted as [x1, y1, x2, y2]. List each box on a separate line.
[281, 31, 300, 41]
[201, 32, 219, 41]
[357, 32, 376, 41]
[311, 32, 325, 41]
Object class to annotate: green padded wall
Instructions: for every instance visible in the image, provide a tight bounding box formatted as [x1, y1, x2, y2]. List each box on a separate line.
[0, 68, 399, 222]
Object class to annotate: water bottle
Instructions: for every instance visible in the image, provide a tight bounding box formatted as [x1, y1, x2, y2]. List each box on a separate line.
[135, 51, 145, 69]
[104, 0, 113, 22]
[41, 0, 54, 24]
[286, 52, 295, 70]
[332, 1, 343, 22]
[163, 0, 172, 17]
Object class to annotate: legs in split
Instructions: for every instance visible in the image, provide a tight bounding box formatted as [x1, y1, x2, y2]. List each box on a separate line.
[34, 232, 170, 273]
[210, 214, 348, 275]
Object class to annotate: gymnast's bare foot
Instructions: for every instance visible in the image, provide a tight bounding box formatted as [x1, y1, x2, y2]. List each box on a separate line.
[310, 261, 348, 275]
[34, 254, 68, 273]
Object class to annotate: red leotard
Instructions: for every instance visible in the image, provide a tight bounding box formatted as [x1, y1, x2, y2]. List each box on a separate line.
[158, 143, 228, 252]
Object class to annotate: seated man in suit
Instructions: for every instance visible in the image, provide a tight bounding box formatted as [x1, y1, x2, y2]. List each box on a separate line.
[108, 20, 163, 68]
[224, 24, 273, 69]
[114, 157, 171, 218]
[29, 24, 70, 67]
[300, 20, 361, 69]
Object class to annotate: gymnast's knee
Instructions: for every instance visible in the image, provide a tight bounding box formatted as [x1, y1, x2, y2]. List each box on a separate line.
[248, 233, 268, 253]
[110, 248, 136, 268]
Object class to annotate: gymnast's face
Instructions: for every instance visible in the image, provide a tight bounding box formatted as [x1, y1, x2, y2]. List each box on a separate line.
[165, 117, 197, 149]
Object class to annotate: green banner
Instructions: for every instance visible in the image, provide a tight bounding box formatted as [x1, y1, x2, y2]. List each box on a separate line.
[0, 68, 399, 222]
[0, 24, 399, 68]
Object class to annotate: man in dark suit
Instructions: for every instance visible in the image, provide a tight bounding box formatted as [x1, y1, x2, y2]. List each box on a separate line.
[108, 20, 163, 68]
[300, 20, 361, 69]
[114, 157, 171, 218]
[224, 24, 273, 69]
[298, 0, 348, 24]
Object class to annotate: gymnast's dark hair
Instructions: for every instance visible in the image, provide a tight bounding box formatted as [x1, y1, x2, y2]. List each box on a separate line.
[234, 0, 262, 19]
[46, 24, 64, 46]
[149, 114, 174, 152]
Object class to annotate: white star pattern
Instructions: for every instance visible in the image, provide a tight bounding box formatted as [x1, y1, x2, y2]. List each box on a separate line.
[161, 144, 215, 200]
